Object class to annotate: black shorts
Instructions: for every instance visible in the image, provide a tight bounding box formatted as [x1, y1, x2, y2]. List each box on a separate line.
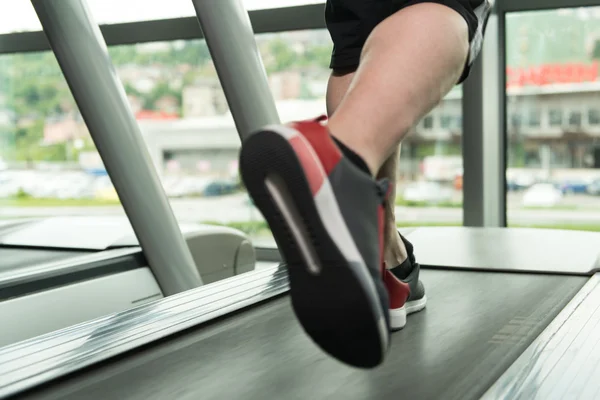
[325, 0, 492, 82]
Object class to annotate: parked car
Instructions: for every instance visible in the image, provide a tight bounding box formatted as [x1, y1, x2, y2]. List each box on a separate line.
[557, 179, 589, 194]
[587, 179, 600, 196]
[522, 183, 563, 207]
[166, 177, 209, 198]
[203, 180, 239, 197]
[507, 175, 536, 192]
[403, 182, 454, 204]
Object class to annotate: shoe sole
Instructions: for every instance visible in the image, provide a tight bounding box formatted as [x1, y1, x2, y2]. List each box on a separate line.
[390, 296, 428, 331]
[240, 126, 388, 369]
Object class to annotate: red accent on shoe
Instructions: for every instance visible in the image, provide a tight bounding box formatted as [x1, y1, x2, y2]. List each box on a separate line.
[288, 136, 325, 196]
[384, 270, 410, 310]
[289, 118, 342, 177]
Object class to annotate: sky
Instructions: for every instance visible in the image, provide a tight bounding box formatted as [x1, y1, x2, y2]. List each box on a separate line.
[0, 0, 324, 34]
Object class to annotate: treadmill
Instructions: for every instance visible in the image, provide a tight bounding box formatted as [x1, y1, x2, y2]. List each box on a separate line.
[2, 0, 600, 399]
[0, 216, 256, 347]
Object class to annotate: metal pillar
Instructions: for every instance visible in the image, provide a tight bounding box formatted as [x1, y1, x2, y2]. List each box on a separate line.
[30, 0, 203, 295]
[462, 12, 506, 227]
[191, 0, 280, 140]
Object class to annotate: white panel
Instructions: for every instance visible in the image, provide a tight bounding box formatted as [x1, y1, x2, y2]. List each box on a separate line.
[0, 268, 163, 347]
[404, 227, 600, 274]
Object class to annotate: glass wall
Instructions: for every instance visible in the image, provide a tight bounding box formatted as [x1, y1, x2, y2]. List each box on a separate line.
[0, 30, 463, 248]
[505, 7, 600, 231]
[0, 51, 111, 213]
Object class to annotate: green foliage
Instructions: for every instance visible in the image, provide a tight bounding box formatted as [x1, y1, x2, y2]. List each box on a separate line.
[416, 143, 461, 158]
[395, 196, 462, 208]
[265, 38, 297, 73]
[505, 11, 600, 66]
[143, 81, 182, 112]
[108, 40, 212, 67]
[0, 37, 333, 162]
[0, 197, 120, 207]
[303, 44, 332, 68]
[15, 188, 30, 199]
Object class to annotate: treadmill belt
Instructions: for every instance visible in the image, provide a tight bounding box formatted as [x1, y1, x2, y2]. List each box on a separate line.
[23, 270, 586, 400]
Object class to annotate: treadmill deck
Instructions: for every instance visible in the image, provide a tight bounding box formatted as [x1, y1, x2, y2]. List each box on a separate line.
[20, 269, 585, 400]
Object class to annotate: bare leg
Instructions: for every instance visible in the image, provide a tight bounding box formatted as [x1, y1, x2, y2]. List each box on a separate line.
[325, 69, 355, 117]
[327, 71, 408, 268]
[327, 3, 469, 175]
[376, 146, 409, 267]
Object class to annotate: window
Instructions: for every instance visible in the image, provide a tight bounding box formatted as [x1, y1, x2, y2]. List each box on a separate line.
[589, 109, 600, 125]
[408, 86, 463, 214]
[568, 111, 583, 127]
[510, 113, 523, 129]
[1, 28, 465, 254]
[505, 7, 600, 232]
[440, 115, 451, 129]
[0, 51, 117, 207]
[423, 115, 434, 129]
[548, 109, 563, 126]
[527, 108, 541, 127]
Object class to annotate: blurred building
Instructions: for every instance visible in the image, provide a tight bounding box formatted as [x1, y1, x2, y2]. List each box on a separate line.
[43, 114, 89, 144]
[138, 98, 327, 177]
[408, 62, 600, 170]
[37, 59, 599, 179]
[269, 71, 302, 100]
[182, 79, 228, 117]
[139, 65, 600, 179]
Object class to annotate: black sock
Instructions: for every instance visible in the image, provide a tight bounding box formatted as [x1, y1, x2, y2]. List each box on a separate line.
[391, 258, 412, 280]
[390, 233, 415, 279]
[331, 136, 371, 175]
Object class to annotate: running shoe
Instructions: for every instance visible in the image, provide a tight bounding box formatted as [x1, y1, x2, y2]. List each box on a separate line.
[386, 233, 427, 330]
[239, 116, 390, 368]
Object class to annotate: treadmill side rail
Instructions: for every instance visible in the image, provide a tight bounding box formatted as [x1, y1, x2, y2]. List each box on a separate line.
[0, 248, 142, 292]
[0, 268, 162, 348]
[190, 0, 280, 140]
[29, 0, 202, 295]
[0, 264, 286, 399]
[483, 274, 600, 399]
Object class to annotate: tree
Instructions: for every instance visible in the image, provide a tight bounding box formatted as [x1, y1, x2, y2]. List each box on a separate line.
[266, 38, 296, 73]
[143, 81, 181, 110]
[14, 120, 45, 162]
[302, 44, 332, 68]
[171, 40, 212, 66]
[123, 82, 142, 97]
[108, 45, 139, 66]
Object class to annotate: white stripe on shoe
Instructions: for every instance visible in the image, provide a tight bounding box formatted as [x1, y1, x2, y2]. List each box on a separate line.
[390, 306, 407, 330]
[262, 124, 389, 354]
[406, 296, 427, 315]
